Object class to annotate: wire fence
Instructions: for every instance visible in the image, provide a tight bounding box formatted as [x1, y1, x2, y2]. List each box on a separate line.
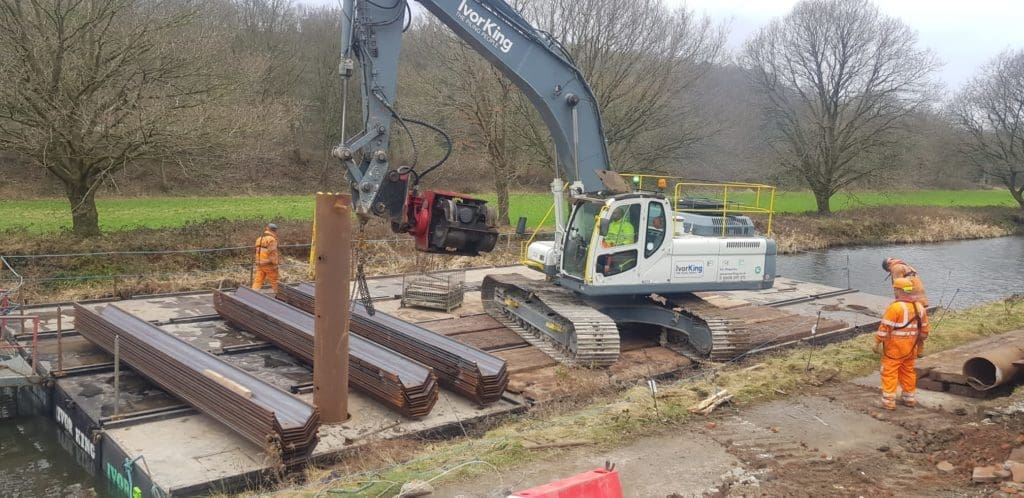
[0, 231, 540, 304]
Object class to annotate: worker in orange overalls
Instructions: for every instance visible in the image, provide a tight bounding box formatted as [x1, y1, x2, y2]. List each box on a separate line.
[252, 223, 280, 293]
[882, 257, 928, 306]
[873, 277, 930, 410]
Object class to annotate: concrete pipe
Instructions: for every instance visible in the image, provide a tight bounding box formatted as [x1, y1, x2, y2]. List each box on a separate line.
[963, 347, 1024, 391]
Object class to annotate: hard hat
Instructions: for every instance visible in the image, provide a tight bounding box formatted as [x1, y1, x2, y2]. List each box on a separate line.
[892, 277, 914, 292]
[267, 223, 278, 232]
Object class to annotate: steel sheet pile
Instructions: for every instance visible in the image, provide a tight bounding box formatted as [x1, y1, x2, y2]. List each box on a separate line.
[278, 283, 509, 404]
[214, 288, 438, 418]
[74, 304, 319, 464]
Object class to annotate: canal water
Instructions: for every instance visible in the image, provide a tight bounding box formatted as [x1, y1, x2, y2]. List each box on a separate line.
[0, 415, 96, 497]
[1, 235, 1021, 496]
[776, 235, 1024, 309]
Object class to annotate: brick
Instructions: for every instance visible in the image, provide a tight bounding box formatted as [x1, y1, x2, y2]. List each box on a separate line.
[1009, 447, 1024, 463]
[916, 377, 948, 392]
[975, 466, 999, 483]
[1011, 463, 1024, 483]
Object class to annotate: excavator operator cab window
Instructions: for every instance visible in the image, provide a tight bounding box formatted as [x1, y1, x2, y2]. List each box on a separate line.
[561, 201, 601, 279]
[596, 203, 640, 277]
[645, 201, 666, 258]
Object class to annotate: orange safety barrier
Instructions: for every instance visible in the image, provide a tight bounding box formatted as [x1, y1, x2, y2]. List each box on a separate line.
[509, 468, 623, 498]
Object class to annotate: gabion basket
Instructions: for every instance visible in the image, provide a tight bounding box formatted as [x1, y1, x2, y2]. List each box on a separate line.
[401, 270, 466, 312]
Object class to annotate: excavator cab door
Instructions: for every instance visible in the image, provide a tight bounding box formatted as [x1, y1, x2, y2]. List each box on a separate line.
[593, 201, 643, 281]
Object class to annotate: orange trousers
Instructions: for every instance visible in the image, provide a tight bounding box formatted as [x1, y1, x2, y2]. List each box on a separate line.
[252, 265, 279, 293]
[881, 353, 917, 397]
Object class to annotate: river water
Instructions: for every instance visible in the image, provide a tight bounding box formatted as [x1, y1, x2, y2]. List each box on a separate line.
[0, 416, 95, 497]
[776, 235, 1024, 309]
[2, 235, 1022, 496]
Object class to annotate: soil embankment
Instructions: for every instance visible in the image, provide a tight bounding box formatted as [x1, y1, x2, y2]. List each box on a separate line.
[2, 206, 1022, 303]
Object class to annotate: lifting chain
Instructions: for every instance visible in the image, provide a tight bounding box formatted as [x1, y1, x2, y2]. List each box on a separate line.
[354, 219, 375, 315]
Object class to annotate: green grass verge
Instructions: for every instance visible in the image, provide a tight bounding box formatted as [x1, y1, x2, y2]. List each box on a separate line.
[0, 189, 1016, 234]
[269, 298, 1024, 497]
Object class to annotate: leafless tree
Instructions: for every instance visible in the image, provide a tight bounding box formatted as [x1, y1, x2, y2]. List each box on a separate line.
[406, 18, 537, 226]
[531, 0, 726, 171]
[949, 50, 1024, 208]
[0, 0, 219, 235]
[741, 0, 939, 214]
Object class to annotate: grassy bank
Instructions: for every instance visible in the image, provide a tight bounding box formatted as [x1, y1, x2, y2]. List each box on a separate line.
[1, 189, 1019, 234]
[266, 297, 1024, 497]
[2, 204, 1021, 303]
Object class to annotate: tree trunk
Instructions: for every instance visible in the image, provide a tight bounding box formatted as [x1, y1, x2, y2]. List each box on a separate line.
[813, 188, 832, 215]
[66, 182, 100, 236]
[494, 171, 512, 227]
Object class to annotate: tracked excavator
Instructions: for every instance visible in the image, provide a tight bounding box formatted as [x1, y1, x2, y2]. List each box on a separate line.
[336, 0, 777, 366]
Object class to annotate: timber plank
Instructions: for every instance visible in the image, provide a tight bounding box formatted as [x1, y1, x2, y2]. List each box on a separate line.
[418, 315, 505, 336]
[452, 328, 529, 351]
[494, 346, 558, 374]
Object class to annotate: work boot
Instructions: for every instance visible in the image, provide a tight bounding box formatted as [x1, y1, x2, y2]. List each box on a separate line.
[901, 394, 917, 408]
[881, 395, 897, 411]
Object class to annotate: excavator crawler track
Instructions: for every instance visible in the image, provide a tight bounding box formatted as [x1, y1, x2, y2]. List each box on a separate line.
[481, 274, 620, 367]
[482, 275, 758, 366]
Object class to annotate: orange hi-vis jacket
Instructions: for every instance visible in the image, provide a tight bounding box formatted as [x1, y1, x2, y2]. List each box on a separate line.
[887, 259, 928, 306]
[875, 297, 929, 359]
[255, 230, 279, 267]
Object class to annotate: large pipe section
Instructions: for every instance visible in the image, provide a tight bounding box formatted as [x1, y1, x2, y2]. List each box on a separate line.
[963, 347, 1024, 391]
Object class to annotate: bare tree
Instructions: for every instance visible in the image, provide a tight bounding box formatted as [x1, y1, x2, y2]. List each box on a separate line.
[406, 18, 537, 226]
[532, 0, 726, 171]
[741, 0, 939, 214]
[950, 50, 1024, 208]
[0, 0, 218, 235]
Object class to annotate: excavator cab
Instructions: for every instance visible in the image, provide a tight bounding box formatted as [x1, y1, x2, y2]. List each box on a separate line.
[559, 196, 672, 285]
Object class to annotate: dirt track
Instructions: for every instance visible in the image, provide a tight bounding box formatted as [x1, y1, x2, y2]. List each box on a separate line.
[437, 376, 1024, 497]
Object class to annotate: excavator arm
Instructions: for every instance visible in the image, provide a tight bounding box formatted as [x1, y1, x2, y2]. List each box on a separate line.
[335, 0, 620, 255]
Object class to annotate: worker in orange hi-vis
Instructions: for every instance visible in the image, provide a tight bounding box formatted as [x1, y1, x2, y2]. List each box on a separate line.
[873, 277, 930, 410]
[882, 257, 928, 306]
[252, 223, 280, 293]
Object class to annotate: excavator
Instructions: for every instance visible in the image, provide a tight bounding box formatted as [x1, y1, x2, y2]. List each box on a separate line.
[335, 0, 777, 366]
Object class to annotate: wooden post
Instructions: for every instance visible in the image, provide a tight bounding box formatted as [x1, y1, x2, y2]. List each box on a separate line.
[313, 193, 351, 423]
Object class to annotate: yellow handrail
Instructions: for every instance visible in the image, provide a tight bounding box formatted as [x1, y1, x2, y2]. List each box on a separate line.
[621, 174, 776, 236]
[520, 201, 556, 269]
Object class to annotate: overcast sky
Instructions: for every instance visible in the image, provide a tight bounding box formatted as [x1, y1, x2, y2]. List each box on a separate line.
[319, 0, 1024, 91]
[665, 0, 1023, 90]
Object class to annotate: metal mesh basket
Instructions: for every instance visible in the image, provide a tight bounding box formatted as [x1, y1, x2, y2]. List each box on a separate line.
[401, 270, 466, 312]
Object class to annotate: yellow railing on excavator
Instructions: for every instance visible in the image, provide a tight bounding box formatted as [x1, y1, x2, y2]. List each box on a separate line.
[623, 174, 776, 237]
[520, 201, 556, 269]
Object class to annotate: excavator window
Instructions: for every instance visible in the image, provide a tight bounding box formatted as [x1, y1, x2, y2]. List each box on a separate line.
[645, 201, 666, 258]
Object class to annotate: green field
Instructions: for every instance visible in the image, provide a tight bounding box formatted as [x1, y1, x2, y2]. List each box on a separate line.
[0, 189, 1017, 234]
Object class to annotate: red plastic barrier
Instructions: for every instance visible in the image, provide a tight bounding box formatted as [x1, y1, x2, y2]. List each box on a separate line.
[509, 468, 623, 498]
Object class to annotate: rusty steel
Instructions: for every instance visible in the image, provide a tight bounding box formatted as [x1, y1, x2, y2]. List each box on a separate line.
[278, 283, 508, 405]
[964, 347, 1024, 391]
[313, 192, 352, 423]
[74, 303, 320, 464]
[215, 288, 438, 418]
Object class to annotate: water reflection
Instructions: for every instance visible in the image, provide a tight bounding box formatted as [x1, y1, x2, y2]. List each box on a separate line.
[0, 416, 95, 497]
[777, 236, 1024, 309]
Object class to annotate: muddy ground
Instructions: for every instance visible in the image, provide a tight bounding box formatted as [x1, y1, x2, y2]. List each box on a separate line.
[435, 376, 1024, 497]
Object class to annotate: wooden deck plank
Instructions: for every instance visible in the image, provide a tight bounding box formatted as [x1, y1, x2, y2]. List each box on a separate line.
[451, 328, 529, 351]
[418, 314, 505, 336]
[493, 346, 558, 374]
